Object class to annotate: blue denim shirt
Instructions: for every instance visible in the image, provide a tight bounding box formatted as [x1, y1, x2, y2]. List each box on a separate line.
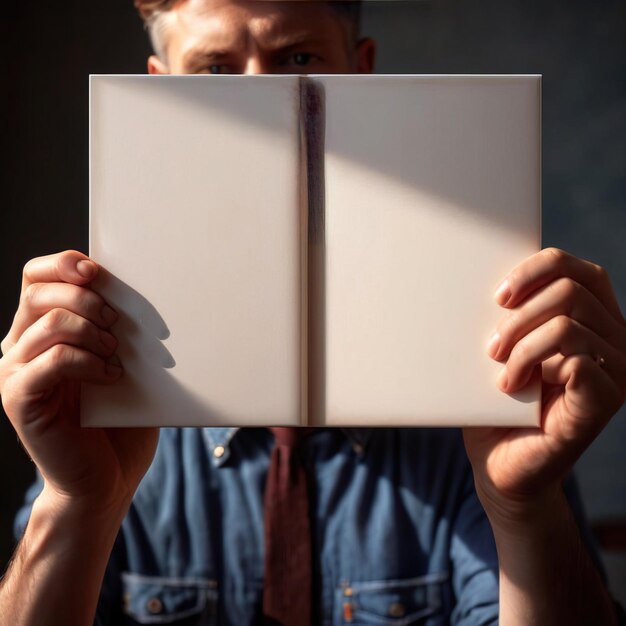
[14, 427, 603, 626]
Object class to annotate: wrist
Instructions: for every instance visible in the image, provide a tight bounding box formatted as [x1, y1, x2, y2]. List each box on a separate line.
[34, 483, 131, 536]
[474, 478, 566, 538]
[478, 483, 618, 626]
[0, 482, 130, 626]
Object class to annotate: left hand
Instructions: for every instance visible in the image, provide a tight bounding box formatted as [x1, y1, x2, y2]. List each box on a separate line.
[464, 248, 626, 520]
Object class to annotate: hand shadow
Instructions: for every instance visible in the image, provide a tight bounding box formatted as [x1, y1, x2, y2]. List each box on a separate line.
[81, 267, 233, 427]
[96, 267, 174, 367]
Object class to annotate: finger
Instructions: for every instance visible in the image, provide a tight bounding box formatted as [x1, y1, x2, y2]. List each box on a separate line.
[500, 315, 626, 393]
[3, 281, 118, 354]
[541, 354, 569, 386]
[21, 250, 98, 291]
[494, 248, 625, 323]
[2, 251, 105, 356]
[2, 345, 122, 421]
[490, 277, 626, 362]
[556, 354, 624, 426]
[535, 355, 623, 467]
[8, 309, 117, 365]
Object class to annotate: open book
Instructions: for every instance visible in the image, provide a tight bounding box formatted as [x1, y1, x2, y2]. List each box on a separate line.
[83, 74, 541, 427]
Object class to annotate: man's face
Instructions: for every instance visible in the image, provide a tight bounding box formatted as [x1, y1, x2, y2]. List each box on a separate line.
[147, 0, 375, 75]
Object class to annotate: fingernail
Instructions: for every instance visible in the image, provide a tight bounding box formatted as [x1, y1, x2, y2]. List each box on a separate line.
[494, 279, 511, 306]
[487, 332, 501, 359]
[101, 305, 118, 326]
[99, 330, 117, 353]
[76, 260, 96, 279]
[497, 368, 508, 391]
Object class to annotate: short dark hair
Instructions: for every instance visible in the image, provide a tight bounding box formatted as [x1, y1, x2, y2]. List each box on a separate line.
[134, 0, 361, 34]
[328, 1, 362, 38]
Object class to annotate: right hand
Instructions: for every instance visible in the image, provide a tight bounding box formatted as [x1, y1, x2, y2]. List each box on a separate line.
[0, 250, 158, 512]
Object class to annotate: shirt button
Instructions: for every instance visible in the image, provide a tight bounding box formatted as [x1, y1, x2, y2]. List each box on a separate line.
[146, 597, 163, 615]
[213, 445, 225, 459]
[388, 602, 406, 617]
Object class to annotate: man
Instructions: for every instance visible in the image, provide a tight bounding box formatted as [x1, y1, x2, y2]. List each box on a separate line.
[1, 1, 625, 624]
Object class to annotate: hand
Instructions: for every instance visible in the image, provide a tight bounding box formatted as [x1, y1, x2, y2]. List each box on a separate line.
[0, 250, 158, 512]
[464, 248, 626, 520]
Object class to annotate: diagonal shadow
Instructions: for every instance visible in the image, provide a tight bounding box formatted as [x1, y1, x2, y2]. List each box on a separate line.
[82, 268, 240, 426]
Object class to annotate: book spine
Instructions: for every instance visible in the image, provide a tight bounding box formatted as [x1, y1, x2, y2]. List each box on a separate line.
[299, 78, 327, 427]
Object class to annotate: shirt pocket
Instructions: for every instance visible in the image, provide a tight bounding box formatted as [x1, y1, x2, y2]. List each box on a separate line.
[120, 572, 218, 625]
[334, 572, 449, 626]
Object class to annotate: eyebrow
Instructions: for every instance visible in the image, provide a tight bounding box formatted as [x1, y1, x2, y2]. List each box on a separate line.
[270, 36, 333, 56]
[264, 32, 332, 51]
[182, 32, 333, 69]
[183, 49, 231, 70]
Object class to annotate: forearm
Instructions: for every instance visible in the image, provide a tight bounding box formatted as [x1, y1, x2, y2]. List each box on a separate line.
[484, 489, 617, 626]
[0, 486, 128, 626]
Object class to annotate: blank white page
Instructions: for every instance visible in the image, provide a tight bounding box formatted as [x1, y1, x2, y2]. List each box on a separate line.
[83, 75, 304, 427]
[317, 75, 541, 426]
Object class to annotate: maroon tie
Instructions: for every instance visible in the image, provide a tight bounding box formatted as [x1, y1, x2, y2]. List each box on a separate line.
[262, 427, 312, 626]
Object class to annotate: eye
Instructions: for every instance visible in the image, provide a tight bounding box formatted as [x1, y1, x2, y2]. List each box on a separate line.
[196, 64, 235, 75]
[207, 64, 232, 74]
[291, 52, 313, 66]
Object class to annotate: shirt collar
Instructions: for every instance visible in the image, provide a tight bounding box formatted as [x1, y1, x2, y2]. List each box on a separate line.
[203, 427, 373, 467]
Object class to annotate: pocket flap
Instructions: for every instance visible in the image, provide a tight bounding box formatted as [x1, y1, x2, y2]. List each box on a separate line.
[339, 572, 449, 625]
[121, 573, 217, 624]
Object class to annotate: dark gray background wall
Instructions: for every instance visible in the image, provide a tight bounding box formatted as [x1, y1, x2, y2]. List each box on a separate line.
[1, 0, 625, 604]
[361, 0, 626, 604]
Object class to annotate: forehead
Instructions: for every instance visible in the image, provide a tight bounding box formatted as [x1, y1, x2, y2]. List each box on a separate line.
[169, 0, 345, 52]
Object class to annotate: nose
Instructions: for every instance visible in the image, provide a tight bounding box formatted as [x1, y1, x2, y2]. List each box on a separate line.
[243, 56, 271, 75]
